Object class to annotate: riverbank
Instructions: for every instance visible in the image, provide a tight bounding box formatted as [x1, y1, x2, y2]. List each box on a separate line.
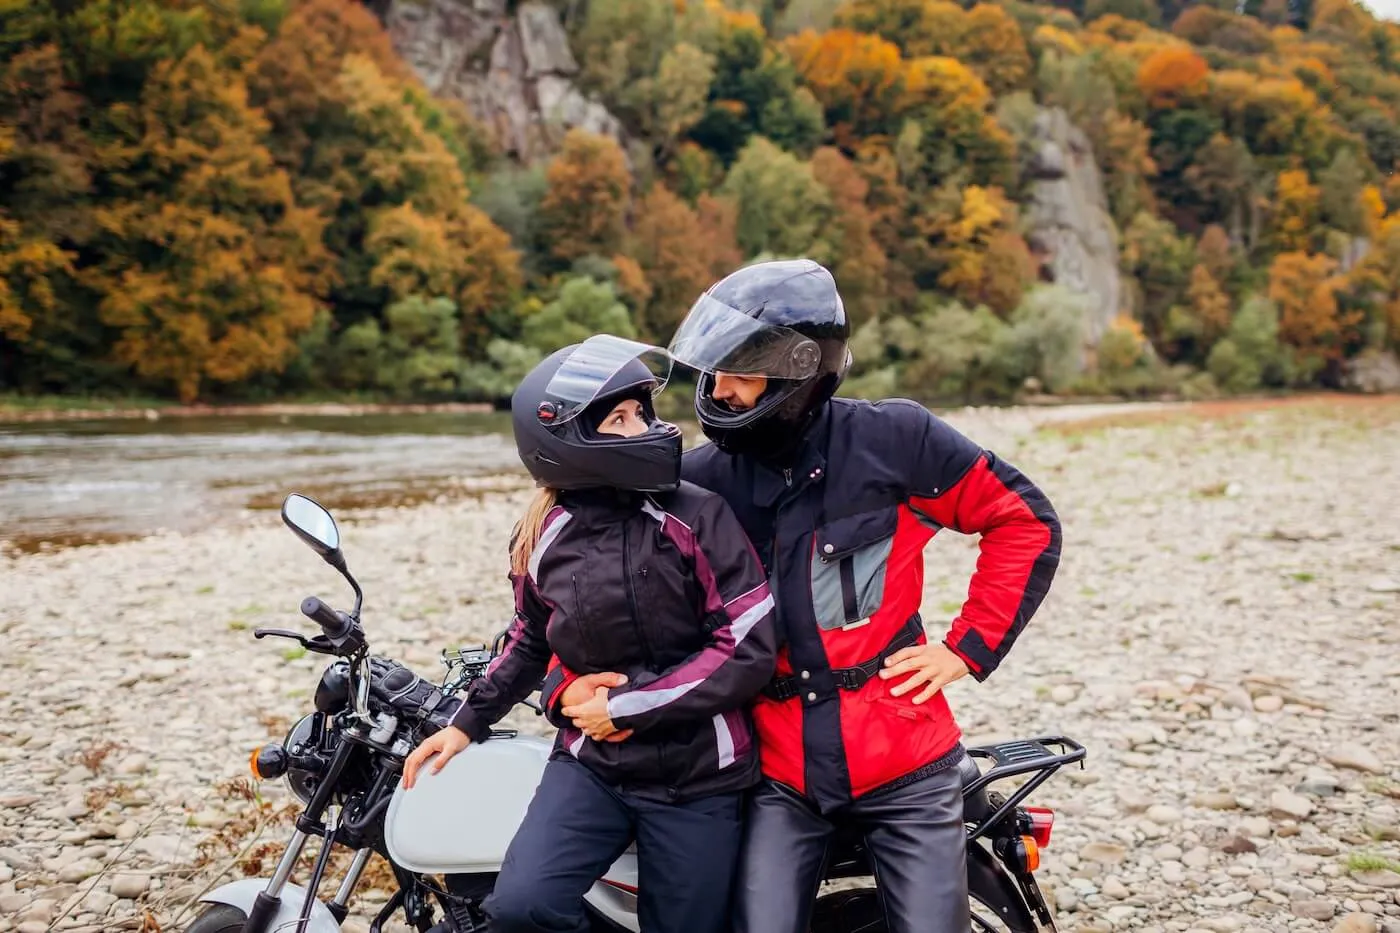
[0, 398, 496, 424]
[2, 397, 1399, 932]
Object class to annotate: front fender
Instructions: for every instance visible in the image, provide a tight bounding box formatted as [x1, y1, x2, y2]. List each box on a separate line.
[967, 841, 1040, 932]
[201, 879, 342, 933]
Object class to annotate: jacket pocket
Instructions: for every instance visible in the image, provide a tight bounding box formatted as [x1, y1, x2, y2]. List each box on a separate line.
[811, 506, 898, 631]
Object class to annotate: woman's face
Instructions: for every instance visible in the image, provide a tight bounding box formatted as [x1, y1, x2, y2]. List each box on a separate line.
[595, 398, 650, 438]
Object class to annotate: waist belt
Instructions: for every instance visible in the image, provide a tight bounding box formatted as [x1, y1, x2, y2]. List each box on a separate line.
[763, 615, 926, 702]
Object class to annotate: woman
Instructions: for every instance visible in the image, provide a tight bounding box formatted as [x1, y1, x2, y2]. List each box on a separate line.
[402, 334, 777, 933]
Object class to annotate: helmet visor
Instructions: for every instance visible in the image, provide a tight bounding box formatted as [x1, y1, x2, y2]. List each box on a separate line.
[540, 334, 672, 426]
[668, 294, 822, 380]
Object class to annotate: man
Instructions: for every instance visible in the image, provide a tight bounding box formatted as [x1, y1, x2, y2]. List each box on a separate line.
[563, 258, 1061, 932]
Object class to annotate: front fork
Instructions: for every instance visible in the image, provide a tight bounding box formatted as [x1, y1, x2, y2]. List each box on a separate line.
[241, 821, 374, 933]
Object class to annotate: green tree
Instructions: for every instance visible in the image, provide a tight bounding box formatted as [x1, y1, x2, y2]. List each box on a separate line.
[721, 136, 833, 258]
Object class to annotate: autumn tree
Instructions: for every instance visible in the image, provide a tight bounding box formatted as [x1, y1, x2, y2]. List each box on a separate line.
[783, 28, 907, 145]
[1270, 169, 1322, 254]
[899, 56, 1014, 190]
[1120, 210, 1196, 346]
[1137, 47, 1209, 109]
[624, 185, 741, 339]
[88, 45, 330, 402]
[1267, 251, 1360, 373]
[1184, 134, 1259, 247]
[913, 183, 1026, 312]
[539, 130, 633, 266]
[811, 147, 888, 325]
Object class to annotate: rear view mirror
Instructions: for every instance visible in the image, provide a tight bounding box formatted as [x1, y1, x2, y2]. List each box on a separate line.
[281, 494, 345, 570]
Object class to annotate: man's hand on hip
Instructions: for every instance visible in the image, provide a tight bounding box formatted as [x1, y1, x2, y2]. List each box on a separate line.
[879, 643, 971, 704]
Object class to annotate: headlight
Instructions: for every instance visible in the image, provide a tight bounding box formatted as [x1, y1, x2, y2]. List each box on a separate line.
[282, 713, 325, 804]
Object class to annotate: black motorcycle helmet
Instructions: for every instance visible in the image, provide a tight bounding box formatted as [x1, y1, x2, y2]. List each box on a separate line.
[511, 334, 682, 493]
[669, 259, 851, 462]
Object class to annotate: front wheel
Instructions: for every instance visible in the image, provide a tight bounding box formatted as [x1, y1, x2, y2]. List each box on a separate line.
[809, 887, 1024, 933]
[181, 904, 248, 933]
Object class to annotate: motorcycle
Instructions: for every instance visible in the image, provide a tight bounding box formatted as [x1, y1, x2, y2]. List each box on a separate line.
[183, 492, 1087, 933]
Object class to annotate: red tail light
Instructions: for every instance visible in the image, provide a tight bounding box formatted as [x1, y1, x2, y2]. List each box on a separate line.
[1025, 807, 1054, 848]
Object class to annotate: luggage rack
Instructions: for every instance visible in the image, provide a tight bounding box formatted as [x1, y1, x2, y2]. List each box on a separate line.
[962, 735, 1087, 842]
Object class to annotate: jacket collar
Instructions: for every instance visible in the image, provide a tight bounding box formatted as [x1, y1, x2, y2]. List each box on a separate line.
[749, 404, 831, 508]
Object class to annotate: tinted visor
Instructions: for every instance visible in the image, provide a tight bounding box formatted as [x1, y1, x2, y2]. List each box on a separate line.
[668, 294, 822, 380]
[539, 334, 671, 426]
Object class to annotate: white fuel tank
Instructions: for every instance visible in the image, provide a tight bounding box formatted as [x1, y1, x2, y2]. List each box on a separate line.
[385, 733, 553, 874]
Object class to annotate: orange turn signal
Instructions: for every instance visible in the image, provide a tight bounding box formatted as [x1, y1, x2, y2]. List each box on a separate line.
[249, 743, 288, 781]
[1021, 835, 1040, 872]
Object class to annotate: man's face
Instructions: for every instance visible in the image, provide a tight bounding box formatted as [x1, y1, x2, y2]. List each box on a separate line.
[711, 372, 768, 411]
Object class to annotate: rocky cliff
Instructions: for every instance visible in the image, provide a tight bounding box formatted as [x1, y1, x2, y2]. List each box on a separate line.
[385, 0, 624, 162]
[1023, 107, 1122, 349]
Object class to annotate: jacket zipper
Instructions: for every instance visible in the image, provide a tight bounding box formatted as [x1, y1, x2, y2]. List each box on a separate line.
[622, 520, 666, 784]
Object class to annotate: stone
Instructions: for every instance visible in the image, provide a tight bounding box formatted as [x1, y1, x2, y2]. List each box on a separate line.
[1326, 745, 1386, 774]
[1253, 695, 1285, 713]
[108, 873, 149, 899]
[1238, 816, 1273, 837]
[17, 923, 48, 933]
[1334, 914, 1379, 933]
[1022, 106, 1122, 353]
[1193, 792, 1240, 810]
[114, 754, 148, 776]
[1368, 578, 1400, 594]
[1079, 842, 1129, 864]
[1270, 790, 1314, 821]
[1183, 846, 1212, 869]
[1146, 804, 1182, 824]
[1294, 899, 1337, 921]
[1102, 877, 1130, 899]
[56, 858, 102, 883]
[18, 901, 54, 923]
[1343, 349, 1400, 394]
[1352, 871, 1400, 889]
[385, 0, 625, 163]
[1050, 684, 1078, 704]
[1221, 835, 1257, 854]
[0, 894, 31, 915]
[0, 795, 40, 809]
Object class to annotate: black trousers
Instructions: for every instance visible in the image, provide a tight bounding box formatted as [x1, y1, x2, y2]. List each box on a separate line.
[485, 757, 744, 933]
[734, 765, 970, 933]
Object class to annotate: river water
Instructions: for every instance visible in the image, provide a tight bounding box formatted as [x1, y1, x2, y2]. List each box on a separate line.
[0, 412, 524, 551]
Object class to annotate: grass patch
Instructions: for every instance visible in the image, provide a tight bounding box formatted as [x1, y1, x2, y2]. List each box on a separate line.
[938, 600, 963, 615]
[196, 585, 215, 595]
[227, 620, 248, 632]
[280, 646, 307, 662]
[1345, 852, 1400, 873]
[1290, 572, 1316, 583]
[1195, 481, 1230, 498]
[1196, 553, 1214, 562]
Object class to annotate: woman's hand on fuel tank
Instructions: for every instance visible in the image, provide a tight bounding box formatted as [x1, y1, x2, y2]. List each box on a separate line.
[879, 642, 971, 704]
[401, 725, 470, 790]
[562, 687, 631, 743]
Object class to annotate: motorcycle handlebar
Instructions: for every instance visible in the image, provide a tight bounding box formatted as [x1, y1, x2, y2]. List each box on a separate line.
[301, 596, 350, 641]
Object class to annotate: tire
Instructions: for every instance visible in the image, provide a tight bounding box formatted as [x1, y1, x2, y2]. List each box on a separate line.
[809, 886, 1020, 933]
[181, 904, 249, 933]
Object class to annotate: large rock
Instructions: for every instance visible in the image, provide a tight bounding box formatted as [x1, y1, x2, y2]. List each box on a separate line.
[1023, 107, 1122, 352]
[1342, 349, 1400, 395]
[385, 0, 624, 162]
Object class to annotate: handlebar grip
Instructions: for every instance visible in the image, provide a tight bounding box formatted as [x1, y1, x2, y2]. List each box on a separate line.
[301, 596, 350, 640]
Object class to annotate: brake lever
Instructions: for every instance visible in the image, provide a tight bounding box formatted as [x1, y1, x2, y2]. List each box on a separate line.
[253, 628, 340, 656]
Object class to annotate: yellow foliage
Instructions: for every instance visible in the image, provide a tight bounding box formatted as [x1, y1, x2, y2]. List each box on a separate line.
[1032, 25, 1084, 57]
[1272, 169, 1321, 253]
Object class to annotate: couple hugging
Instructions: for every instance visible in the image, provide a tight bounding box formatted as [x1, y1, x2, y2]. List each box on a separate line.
[401, 259, 1062, 933]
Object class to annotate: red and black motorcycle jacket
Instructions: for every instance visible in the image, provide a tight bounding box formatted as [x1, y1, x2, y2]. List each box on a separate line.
[680, 398, 1061, 813]
[450, 484, 779, 803]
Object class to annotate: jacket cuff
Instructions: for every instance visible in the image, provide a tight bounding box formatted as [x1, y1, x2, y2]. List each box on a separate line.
[449, 700, 492, 742]
[944, 633, 993, 684]
[541, 667, 581, 729]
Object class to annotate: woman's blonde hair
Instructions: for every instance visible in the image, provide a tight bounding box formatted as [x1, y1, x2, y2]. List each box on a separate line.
[510, 487, 559, 577]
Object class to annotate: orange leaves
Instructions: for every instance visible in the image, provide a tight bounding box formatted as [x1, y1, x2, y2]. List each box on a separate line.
[1272, 169, 1321, 254]
[539, 130, 632, 265]
[623, 185, 739, 338]
[1136, 46, 1209, 109]
[784, 28, 905, 144]
[1187, 264, 1232, 347]
[1267, 251, 1359, 366]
